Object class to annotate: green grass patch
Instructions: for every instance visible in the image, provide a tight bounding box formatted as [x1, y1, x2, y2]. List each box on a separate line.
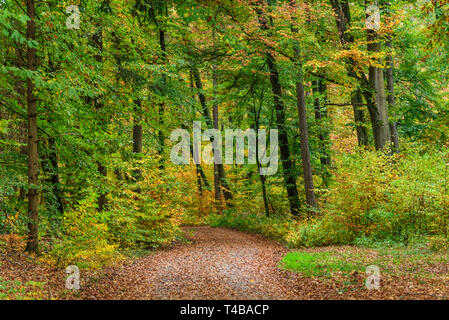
[0, 276, 46, 300]
[279, 251, 360, 277]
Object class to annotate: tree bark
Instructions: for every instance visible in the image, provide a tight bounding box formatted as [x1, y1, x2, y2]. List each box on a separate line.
[133, 99, 143, 192]
[92, 29, 108, 211]
[290, 0, 317, 209]
[366, 21, 391, 151]
[253, 103, 271, 217]
[47, 137, 64, 216]
[351, 90, 369, 147]
[25, 0, 39, 253]
[385, 2, 399, 153]
[158, 29, 167, 169]
[212, 64, 222, 209]
[294, 55, 317, 209]
[329, 0, 391, 151]
[192, 67, 233, 203]
[313, 80, 331, 186]
[255, 1, 301, 215]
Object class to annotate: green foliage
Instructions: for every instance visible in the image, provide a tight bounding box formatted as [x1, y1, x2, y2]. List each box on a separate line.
[211, 146, 449, 250]
[105, 160, 184, 249]
[42, 194, 121, 269]
[209, 210, 294, 243]
[0, 276, 46, 300]
[284, 147, 448, 247]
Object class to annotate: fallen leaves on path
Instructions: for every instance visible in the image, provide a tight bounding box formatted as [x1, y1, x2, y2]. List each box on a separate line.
[1, 227, 449, 300]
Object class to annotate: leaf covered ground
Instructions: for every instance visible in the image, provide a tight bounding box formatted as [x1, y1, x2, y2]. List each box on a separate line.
[1, 227, 448, 300]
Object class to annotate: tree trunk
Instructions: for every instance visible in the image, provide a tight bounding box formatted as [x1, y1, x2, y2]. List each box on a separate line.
[266, 55, 301, 215]
[366, 22, 391, 151]
[385, 2, 399, 153]
[290, 1, 317, 209]
[313, 80, 331, 186]
[48, 137, 64, 216]
[294, 58, 317, 209]
[25, 0, 39, 253]
[351, 90, 369, 147]
[313, 80, 331, 166]
[330, 0, 391, 151]
[212, 64, 222, 211]
[133, 99, 143, 192]
[255, 1, 301, 216]
[158, 29, 167, 169]
[256, 128, 270, 217]
[192, 67, 233, 203]
[92, 29, 108, 211]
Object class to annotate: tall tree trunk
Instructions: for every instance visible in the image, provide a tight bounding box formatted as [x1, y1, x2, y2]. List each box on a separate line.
[158, 29, 167, 169]
[294, 56, 317, 209]
[47, 137, 64, 216]
[192, 67, 233, 203]
[385, 2, 399, 153]
[25, 0, 39, 253]
[188, 72, 210, 191]
[351, 90, 369, 147]
[313, 80, 331, 166]
[133, 99, 143, 192]
[313, 80, 331, 186]
[254, 113, 270, 217]
[92, 29, 108, 211]
[330, 0, 391, 151]
[255, 1, 301, 215]
[212, 64, 222, 211]
[265, 55, 301, 216]
[290, 0, 317, 209]
[366, 21, 390, 151]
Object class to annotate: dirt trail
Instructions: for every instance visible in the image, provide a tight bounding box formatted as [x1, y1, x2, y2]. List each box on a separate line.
[81, 226, 301, 300]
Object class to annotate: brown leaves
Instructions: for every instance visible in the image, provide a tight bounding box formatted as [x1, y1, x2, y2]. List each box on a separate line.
[2, 227, 449, 300]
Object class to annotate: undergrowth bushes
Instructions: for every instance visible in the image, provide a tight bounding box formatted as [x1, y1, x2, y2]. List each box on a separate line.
[40, 159, 185, 269]
[211, 146, 449, 249]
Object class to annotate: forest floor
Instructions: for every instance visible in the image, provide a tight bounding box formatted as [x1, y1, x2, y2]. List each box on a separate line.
[1, 226, 449, 299]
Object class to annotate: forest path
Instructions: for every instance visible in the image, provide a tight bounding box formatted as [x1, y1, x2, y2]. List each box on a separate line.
[81, 226, 301, 299]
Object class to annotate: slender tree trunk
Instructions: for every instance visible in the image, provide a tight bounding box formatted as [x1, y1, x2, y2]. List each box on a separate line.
[92, 30, 108, 211]
[192, 67, 233, 203]
[294, 54, 317, 209]
[313, 80, 332, 186]
[313, 80, 331, 167]
[290, 1, 317, 209]
[266, 56, 301, 215]
[158, 29, 167, 169]
[385, 2, 399, 153]
[256, 127, 270, 217]
[48, 137, 64, 216]
[330, 0, 391, 151]
[188, 73, 210, 190]
[255, 1, 301, 215]
[351, 90, 369, 147]
[133, 99, 143, 192]
[25, 0, 39, 253]
[212, 64, 222, 210]
[195, 163, 203, 215]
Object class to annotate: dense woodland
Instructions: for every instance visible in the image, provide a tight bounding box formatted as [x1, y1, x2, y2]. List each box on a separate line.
[0, 0, 448, 274]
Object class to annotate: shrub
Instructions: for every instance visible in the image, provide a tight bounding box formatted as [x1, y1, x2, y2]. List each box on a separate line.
[210, 146, 449, 250]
